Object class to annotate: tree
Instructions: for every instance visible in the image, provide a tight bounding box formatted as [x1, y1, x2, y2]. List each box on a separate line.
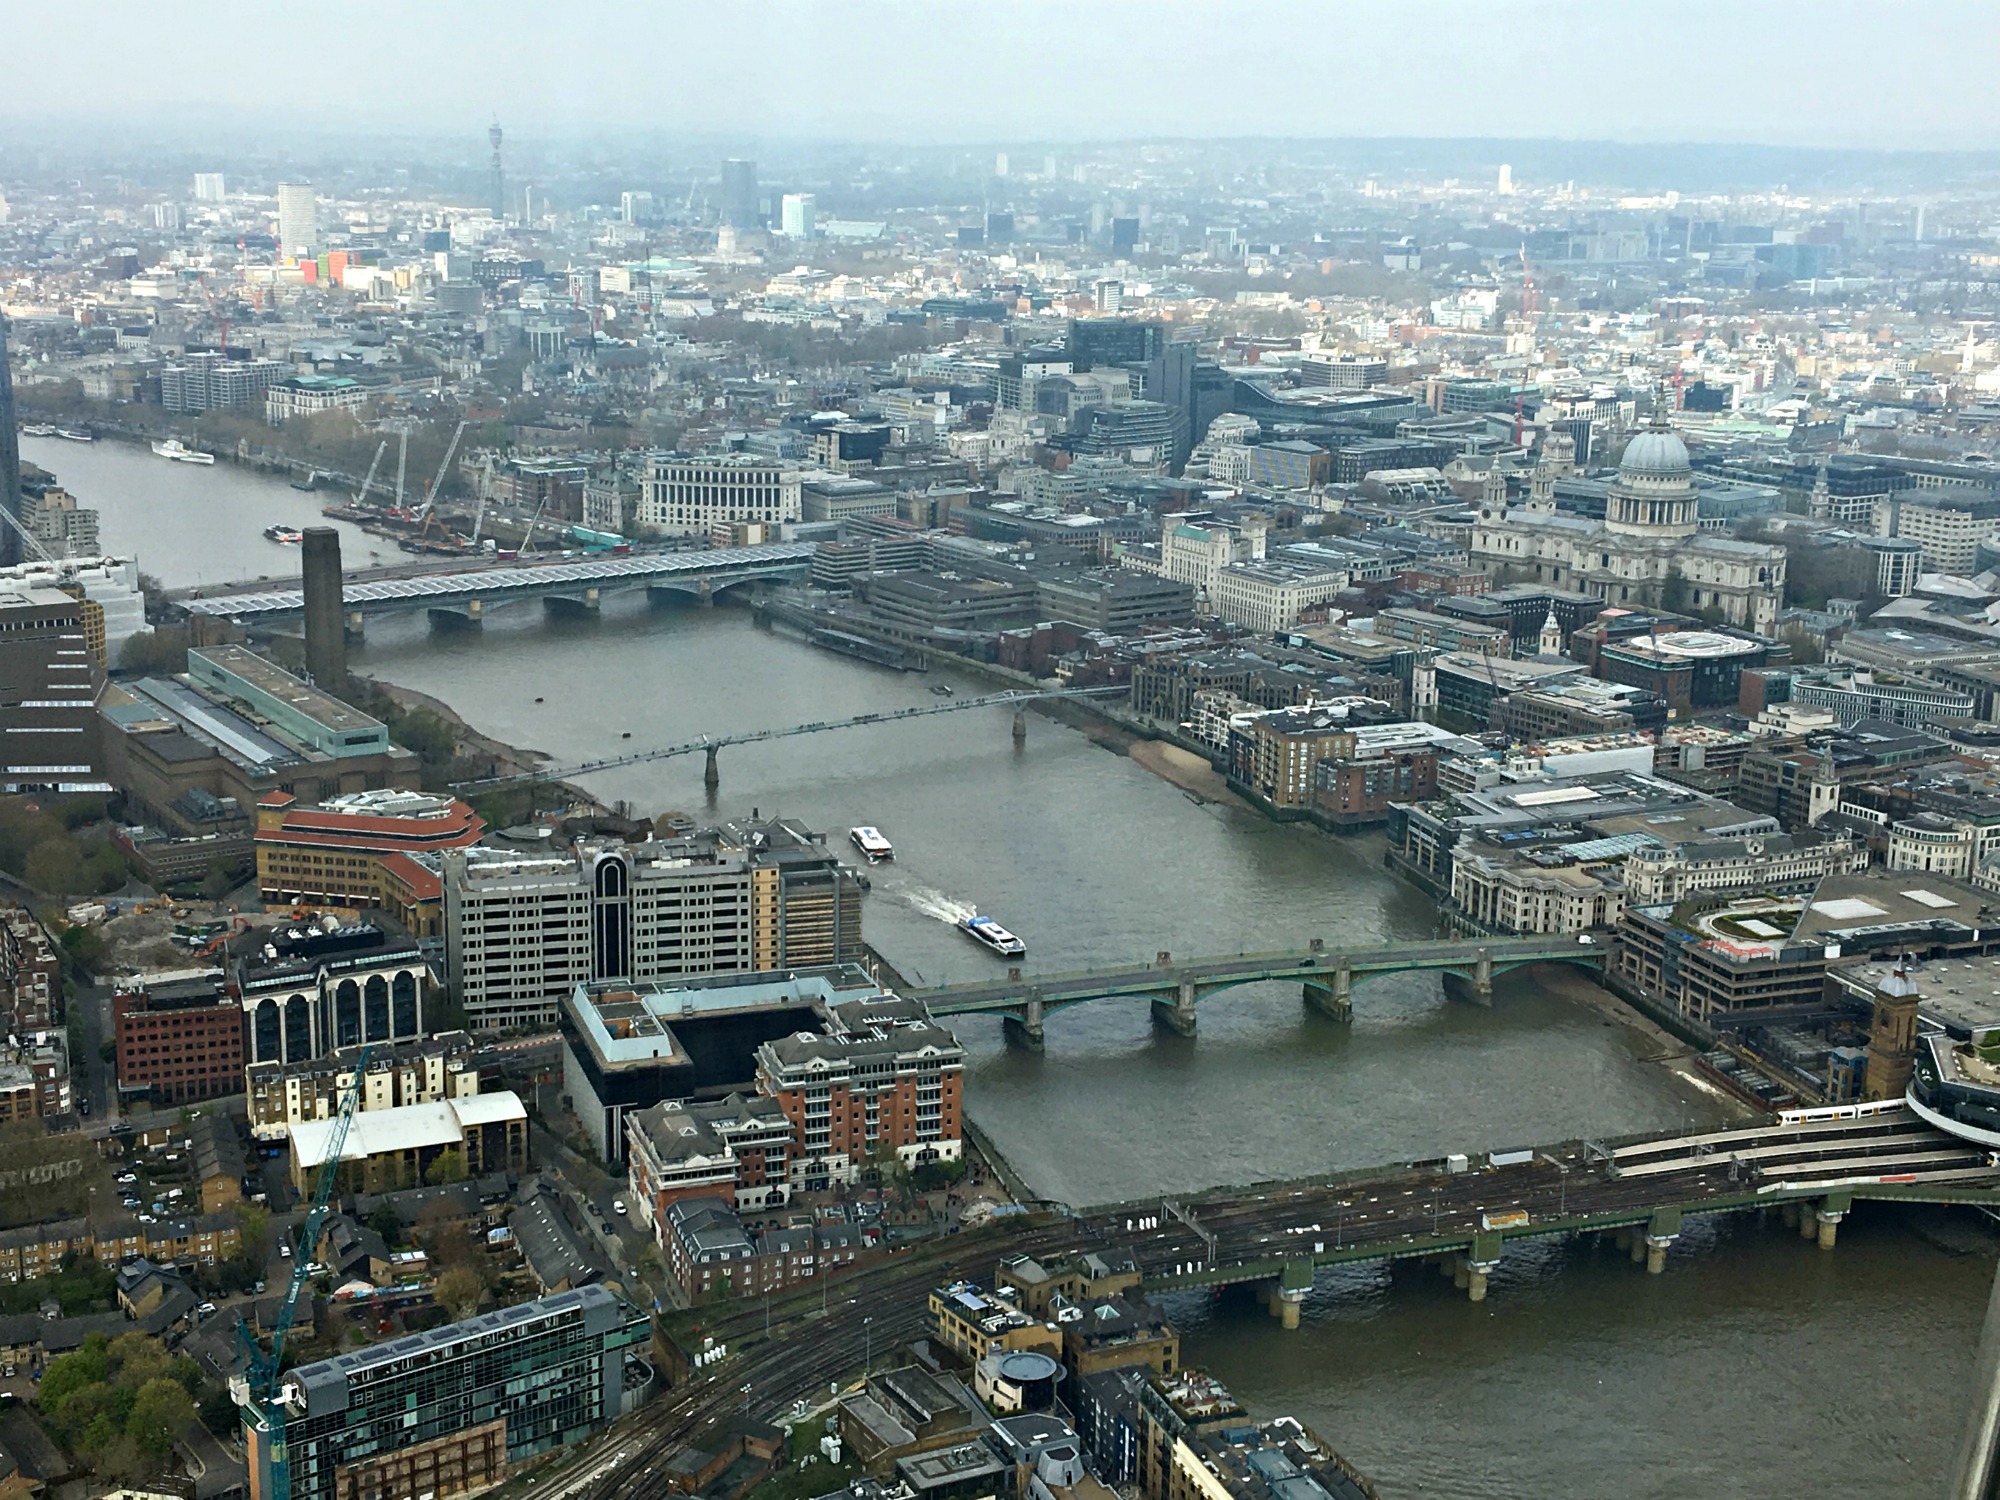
[38, 1334, 110, 1413]
[200, 859, 237, 901]
[60, 924, 107, 979]
[125, 1376, 196, 1461]
[117, 625, 193, 676]
[424, 1149, 468, 1186]
[435, 1265, 484, 1321]
[25, 837, 85, 895]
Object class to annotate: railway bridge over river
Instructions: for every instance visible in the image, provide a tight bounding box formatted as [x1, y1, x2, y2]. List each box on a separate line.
[908, 934, 1606, 1046]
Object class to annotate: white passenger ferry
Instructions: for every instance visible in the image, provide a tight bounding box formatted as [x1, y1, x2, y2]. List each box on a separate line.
[849, 826, 894, 862]
[152, 438, 216, 464]
[959, 915, 1025, 957]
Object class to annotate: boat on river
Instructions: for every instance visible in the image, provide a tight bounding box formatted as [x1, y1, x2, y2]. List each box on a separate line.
[153, 438, 216, 465]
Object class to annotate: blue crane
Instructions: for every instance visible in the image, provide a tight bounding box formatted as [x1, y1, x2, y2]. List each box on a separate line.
[234, 1047, 373, 1500]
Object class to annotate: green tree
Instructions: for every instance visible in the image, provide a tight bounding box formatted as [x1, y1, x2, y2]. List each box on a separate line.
[200, 859, 237, 901]
[38, 1334, 110, 1413]
[424, 1149, 468, 1186]
[25, 837, 85, 895]
[60, 924, 107, 980]
[125, 1376, 196, 1461]
[116, 625, 193, 676]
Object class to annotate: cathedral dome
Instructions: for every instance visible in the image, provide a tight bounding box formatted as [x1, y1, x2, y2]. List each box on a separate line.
[1620, 425, 1691, 481]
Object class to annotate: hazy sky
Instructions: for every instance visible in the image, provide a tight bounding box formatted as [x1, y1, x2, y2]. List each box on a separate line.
[5, 0, 1995, 150]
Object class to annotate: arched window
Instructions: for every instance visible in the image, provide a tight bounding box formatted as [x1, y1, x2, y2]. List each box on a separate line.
[364, 975, 389, 1043]
[285, 995, 312, 1062]
[392, 971, 418, 1038]
[253, 998, 281, 1064]
[336, 980, 361, 1048]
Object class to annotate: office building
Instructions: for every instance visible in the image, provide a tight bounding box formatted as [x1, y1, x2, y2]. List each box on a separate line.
[638, 454, 800, 535]
[192, 172, 226, 201]
[780, 193, 815, 239]
[250, 1286, 651, 1500]
[114, 972, 245, 1106]
[287, 1090, 528, 1192]
[277, 182, 317, 258]
[0, 315, 19, 567]
[1862, 536, 1925, 598]
[1, 583, 108, 794]
[721, 158, 759, 227]
[246, 1031, 477, 1142]
[447, 818, 862, 1032]
[254, 788, 484, 910]
[237, 917, 436, 1072]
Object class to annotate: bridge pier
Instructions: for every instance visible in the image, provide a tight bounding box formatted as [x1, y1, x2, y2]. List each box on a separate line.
[427, 599, 482, 629]
[703, 746, 720, 790]
[1003, 997, 1046, 1051]
[1151, 981, 1198, 1038]
[1303, 967, 1353, 1023]
[1012, 709, 1027, 746]
[697, 579, 715, 608]
[544, 588, 602, 617]
[1440, 947, 1494, 1006]
[1814, 1191, 1850, 1249]
[1644, 1207, 1681, 1273]
[344, 609, 365, 640]
[1799, 1203, 1819, 1241]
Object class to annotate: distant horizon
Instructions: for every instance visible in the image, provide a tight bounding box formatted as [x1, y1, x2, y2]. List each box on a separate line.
[0, 0, 1995, 156]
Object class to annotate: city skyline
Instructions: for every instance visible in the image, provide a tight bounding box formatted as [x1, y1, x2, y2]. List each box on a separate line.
[1, 0, 1995, 151]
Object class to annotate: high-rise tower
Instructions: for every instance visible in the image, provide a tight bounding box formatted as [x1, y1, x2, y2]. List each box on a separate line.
[489, 121, 505, 221]
[0, 314, 21, 567]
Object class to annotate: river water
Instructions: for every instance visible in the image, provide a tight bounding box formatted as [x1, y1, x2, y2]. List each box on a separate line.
[20, 433, 385, 586]
[44, 440, 1991, 1497]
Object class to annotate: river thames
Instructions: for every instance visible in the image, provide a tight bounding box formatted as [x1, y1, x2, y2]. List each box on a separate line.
[38, 438, 1991, 1498]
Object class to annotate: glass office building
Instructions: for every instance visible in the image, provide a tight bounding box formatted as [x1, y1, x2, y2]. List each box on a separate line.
[250, 1285, 651, 1500]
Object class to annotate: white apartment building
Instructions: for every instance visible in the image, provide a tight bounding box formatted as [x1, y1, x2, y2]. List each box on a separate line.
[639, 454, 802, 536]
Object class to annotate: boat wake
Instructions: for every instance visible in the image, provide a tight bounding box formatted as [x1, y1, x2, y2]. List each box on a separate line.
[903, 886, 976, 926]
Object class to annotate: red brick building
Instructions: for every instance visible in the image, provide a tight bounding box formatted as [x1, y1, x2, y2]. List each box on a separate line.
[254, 789, 483, 911]
[114, 974, 245, 1105]
[754, 993, 964, 1194]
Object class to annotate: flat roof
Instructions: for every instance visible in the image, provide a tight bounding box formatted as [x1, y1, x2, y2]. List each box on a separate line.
[190, 645, 382, 734]
[290, 1092, 525, 1170]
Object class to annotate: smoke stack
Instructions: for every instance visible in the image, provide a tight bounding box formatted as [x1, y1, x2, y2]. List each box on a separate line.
[301, 527, 347, 693]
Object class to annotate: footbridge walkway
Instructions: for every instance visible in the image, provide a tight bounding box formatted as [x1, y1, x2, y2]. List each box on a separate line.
[450, 686, 1130, 793]
[910, 934, 1606, 1046]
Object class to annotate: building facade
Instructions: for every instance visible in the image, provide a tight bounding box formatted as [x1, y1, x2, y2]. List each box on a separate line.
[114, 974, 244, 1105]
[252, 1286, 650, 1500]
[446, 821, 860, 1032]
[638, 455, 801, 536]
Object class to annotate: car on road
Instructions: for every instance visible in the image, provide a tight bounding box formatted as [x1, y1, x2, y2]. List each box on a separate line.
[612, 1199, 627, 1216]
[600, 1221, 615, 1235]
[196, 1301, 216, 1317]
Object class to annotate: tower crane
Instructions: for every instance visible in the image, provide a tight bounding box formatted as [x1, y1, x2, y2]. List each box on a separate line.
[233, 1047, 373, 1500]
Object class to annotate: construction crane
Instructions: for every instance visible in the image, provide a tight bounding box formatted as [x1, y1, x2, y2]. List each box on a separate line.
[469, 454, 495, 546]
[352, 440, 387, 511]
[0, 501, 61, 567]
[393, 424, 411, 509]
[413, 419, 468, 538]
[233, 1046, 372, 1500]
[195, 277, 237, 356]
